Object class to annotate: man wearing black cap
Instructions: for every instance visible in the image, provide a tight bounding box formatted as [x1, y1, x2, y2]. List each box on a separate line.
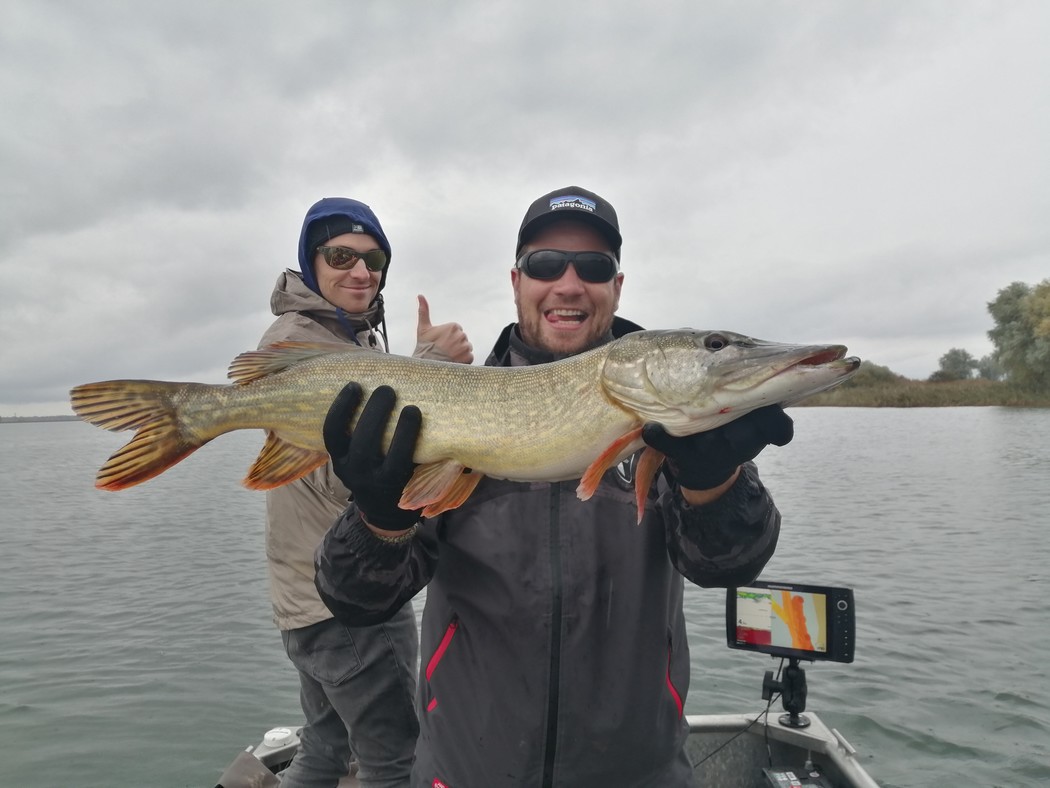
[260, 197, 472, 788]
[314, 187, 791, 787]
[502, 186, 626, 359]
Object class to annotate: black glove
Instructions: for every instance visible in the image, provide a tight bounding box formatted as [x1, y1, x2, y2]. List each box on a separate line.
[641, 405, 794, 490]
[323, 383, 423, 532]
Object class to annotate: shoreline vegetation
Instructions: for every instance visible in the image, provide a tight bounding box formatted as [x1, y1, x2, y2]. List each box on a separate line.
[798, 360, 1050, 407]
[799, 378, 1050, 408]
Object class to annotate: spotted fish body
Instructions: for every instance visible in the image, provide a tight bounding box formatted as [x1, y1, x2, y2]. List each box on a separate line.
[70, 329, 860, 519]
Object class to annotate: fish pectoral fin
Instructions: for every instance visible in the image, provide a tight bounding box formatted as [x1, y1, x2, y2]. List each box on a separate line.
[633, 447, 665, 524]
[420, 471, 484, 518]
[576, 427, 644, 502]
[401, 461, 484, 517]
[244, 432, 329, 490]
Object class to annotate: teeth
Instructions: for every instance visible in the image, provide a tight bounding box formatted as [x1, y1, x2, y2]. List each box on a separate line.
[549, 309, 585, 317]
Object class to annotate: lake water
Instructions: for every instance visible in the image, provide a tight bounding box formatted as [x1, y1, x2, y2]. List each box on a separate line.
[2, 409, 1048, 787]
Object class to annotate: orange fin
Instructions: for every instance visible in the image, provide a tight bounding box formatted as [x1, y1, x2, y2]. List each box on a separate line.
[423, 470, 484, 517]
[70, 380, 207, 490]
[244, 431, 329, 490]
[401, 461, 484, 517]
[576, 427, 644, 501]
[420, 471, 484, 517]
[228, 341, 367, 385]
[633, 447, 665, 524]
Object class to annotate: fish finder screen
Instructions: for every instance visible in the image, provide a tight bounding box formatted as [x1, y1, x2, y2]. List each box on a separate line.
[734, 586, 827, 654]
[728, 581, 854, 662]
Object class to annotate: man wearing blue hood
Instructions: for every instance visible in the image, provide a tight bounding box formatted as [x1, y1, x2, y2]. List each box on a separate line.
[258, 197, 473, 788]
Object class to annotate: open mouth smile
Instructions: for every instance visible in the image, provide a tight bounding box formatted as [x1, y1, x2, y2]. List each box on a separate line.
[545, 308, 587, 326]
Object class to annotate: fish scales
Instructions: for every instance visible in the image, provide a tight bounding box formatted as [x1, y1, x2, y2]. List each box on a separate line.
[212, 347, 637, 481]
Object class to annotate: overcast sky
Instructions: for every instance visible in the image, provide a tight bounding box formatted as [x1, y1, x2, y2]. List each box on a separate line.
[3, 0, 1047, 416]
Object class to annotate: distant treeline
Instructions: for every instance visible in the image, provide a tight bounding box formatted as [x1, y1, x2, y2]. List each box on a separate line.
[925, 278, 1050, 389]
[800, 360, 1050, 408]
[801, 277, 1050, 407]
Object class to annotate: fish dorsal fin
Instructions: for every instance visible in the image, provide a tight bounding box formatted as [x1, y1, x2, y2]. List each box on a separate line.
[633, 447, 665, 524]
[400, 460, 484, 517]
[228, 341, 364, 385]
[576, 427, 644, 502]
[243, 431, 329, 489]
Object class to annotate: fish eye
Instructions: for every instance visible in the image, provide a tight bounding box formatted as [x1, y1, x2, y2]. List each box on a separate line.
[704, 333, 729, 351]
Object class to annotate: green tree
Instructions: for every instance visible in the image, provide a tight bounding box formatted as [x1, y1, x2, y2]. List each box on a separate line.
[987, 279, 1050, 390]
[929, 348, 977, 382]
[1028, 280, 1050, 339]
[976, 354, 1003, 381]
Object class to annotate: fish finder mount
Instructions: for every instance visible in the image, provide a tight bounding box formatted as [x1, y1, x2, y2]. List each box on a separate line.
[762, 658, 810, 728]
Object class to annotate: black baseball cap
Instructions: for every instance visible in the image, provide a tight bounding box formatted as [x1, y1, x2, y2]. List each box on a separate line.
[516, 186, 622, 260]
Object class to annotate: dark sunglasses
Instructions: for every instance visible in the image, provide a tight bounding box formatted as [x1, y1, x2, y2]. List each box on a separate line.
[316, 246, 389, 272]
[515, 249, 619, 283]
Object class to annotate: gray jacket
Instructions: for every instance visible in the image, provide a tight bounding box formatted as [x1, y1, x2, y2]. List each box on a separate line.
[315, 318, 781, 787]
[260, 270, 455, 630]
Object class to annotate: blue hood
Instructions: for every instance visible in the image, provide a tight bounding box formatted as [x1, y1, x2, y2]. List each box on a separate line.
[297, 197, 392, 299]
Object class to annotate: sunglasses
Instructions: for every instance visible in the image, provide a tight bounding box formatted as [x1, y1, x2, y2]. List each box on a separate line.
[316, 246, 389, 272]
[515, 249, 619, 283]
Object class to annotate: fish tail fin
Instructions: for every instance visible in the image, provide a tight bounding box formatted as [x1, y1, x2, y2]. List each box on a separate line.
[70, 380, 210, 490]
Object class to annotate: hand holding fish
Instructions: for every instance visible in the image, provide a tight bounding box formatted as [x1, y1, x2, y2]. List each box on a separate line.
[416, 295, 473, 364]
[323, 383, 423, 533]
[641, 405, 794, 502]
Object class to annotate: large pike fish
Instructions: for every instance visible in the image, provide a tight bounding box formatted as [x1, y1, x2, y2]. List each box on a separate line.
[70, 329, 859, 520]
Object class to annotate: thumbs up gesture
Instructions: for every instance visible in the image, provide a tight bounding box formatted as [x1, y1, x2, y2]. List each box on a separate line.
[415, 295, 473, 364]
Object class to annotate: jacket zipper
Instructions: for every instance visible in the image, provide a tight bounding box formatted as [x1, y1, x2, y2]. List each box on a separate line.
[424, 617, 459, 712]
[541, 483, 563, 788]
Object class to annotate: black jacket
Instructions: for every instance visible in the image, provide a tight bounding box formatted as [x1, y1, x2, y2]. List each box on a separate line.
[315, 318, 781, 788]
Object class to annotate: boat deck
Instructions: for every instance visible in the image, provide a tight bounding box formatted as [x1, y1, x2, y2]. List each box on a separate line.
[220, 712, 880, 788]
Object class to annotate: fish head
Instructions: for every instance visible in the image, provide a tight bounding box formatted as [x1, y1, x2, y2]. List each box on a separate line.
[600, 329, 861, 435]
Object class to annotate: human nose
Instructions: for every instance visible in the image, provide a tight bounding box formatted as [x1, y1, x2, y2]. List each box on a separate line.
[345, 257, 371, 278]
[551, 262, 587, 292]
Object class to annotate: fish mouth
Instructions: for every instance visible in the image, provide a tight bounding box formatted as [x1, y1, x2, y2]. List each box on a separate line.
[711, 340, 862, 395]
[797, 347, 847, 366]
[779, 345, 860, 374]
[743, 345, 859, 404]
[764, 345, 861, 407]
